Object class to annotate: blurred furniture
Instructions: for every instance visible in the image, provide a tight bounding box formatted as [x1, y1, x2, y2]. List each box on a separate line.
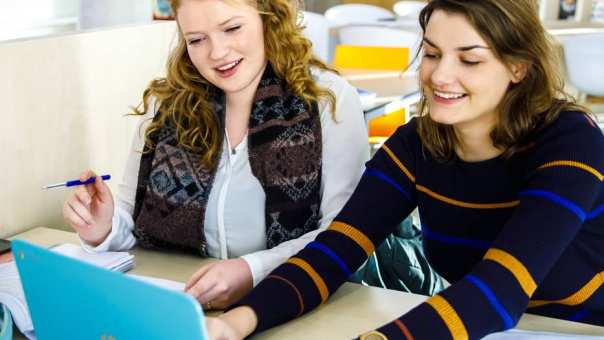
[333, 42, 418, 148]
[563, 32, 604, 98]
[563, 32, 604, 126]
[337, 25, 420, 48]
[11, 227, 604, 339]
[301, 11, 331, 62]
[333, 23, 422, 147]
[393, 1, 427, 19]
[334, 45, 410, 70]
[324, 4, 395, 26]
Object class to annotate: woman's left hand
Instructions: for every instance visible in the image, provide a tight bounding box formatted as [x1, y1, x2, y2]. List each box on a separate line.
[185, 258, 253, 310]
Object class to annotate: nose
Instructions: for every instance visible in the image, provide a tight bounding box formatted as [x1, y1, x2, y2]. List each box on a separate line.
[430, 57, 457, 87]
[209, 36, 230, 61]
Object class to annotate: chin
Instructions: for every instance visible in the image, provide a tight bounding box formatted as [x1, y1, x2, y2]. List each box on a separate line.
[428, 110, 459, 126]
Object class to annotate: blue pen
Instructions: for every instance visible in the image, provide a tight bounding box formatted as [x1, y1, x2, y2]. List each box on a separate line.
[42, 175, 111, 189]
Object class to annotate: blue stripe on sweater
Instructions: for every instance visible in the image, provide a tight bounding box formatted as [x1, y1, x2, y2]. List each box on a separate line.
[422, 224, 491, 249]
[519, 189, 586, 221]
[569, 309, 590, 322]
[466, 274, 514, 330]
[307, 241, 352, 277]
[587, 204, 604, 220]
[365, 168, 412, 202]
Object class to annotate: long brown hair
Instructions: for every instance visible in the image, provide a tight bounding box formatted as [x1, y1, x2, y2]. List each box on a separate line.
[416, 0, 586, 161]
[133, 0, 336, 168]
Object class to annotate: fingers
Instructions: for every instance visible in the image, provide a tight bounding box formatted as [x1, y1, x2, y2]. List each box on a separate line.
[65, 198, 93, 226]
[94, 175, 112, 204]
[62, 199, 90, 230]
[185, 264, 213, 290]
[186, 266, 222, 305]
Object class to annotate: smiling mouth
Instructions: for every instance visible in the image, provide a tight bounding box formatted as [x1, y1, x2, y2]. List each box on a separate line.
[434, 90, 467, 99]
[215, 59, 243, 72]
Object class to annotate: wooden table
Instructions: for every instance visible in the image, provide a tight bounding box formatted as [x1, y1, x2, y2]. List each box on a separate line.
[10, 227, 604, 339]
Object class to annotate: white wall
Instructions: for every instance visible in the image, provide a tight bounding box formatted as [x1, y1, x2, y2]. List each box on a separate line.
[0, 21, 178, 238]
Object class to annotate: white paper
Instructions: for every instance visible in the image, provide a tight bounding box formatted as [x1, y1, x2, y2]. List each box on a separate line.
[484, 329, 604, 339]
[127, 274, 186, 292]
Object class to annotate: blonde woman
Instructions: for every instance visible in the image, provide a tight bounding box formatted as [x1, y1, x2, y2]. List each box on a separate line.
[212, 0, 604, 338]
[62, 0, 368, 311]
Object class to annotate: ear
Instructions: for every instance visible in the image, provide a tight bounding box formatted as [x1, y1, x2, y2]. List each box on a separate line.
[509, 61, 529, 84]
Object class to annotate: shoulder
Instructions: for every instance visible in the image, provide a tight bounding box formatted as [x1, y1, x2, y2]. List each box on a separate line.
[310, 67, 358, 98]
[310, 67, 364, 124]
[388, 117, 422, 149]
[526, 110, 604, 169]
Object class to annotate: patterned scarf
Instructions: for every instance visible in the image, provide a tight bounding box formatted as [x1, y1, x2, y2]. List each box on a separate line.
[132, 64, 322, 255]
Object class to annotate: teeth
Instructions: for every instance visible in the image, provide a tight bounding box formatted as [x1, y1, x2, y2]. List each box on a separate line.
[217, 60, 240, 71]
[434, 90, 465, 99]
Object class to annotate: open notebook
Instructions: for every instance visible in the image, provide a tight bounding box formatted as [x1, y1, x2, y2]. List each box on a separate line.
[0, 243, 134, 339]
[13, 240, 205, 340]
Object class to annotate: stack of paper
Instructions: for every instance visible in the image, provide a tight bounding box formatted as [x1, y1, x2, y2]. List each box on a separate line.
[0, 243, 134, 339]
[50, 243, 134, 272]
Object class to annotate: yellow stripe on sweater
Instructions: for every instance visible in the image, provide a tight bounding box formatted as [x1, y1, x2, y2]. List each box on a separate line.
[287, 257, 329, 303]
[529, 271, 604, 308]
[329, 221, 375, 256]
[426, 295, 468, 340]
[484, 248, 537, 296]
[538, 160, 604, 181]
[382, 144, 416, 183]
[416, 185, 520, 209]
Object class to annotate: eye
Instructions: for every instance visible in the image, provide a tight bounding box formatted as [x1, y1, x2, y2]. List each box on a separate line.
[423, 52, 439, 59]
[461, 60, 481, 66]
[187, 37, 205, 46]
[225, 25, 241, 33]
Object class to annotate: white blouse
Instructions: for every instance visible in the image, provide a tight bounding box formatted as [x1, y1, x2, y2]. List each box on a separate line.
[82, 69, 369, 286]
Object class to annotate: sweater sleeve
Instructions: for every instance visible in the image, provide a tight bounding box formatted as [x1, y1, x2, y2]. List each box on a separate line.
[234, 121, 420, 333]
[366, 113, 604, 339]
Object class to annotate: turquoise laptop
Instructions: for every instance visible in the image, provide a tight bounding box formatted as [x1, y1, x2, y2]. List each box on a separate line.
[12, 240, 208, 340]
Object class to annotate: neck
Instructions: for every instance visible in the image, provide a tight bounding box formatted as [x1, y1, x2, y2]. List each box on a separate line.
[454, 115, 502, 162]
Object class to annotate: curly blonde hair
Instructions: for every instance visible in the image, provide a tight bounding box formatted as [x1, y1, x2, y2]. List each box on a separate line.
[133, 0, 336, 168]
[416, 0, 586, 162]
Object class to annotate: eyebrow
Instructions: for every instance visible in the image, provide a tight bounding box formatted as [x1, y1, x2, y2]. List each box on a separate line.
[423, 37, 490, 51]
[183, 16, 244, 36]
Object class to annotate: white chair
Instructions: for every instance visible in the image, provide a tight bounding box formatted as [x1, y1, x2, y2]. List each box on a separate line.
[301, 11, 330, 62]
[324, 4, 395, 26]
[337, 25, 420, 48]
[564, 33, 604, 97]
[563, 33, 604, 124]
[393, 1, 427, 19]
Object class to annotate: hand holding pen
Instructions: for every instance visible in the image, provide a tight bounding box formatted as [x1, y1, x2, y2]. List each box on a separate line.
[60, 170, 115, 246]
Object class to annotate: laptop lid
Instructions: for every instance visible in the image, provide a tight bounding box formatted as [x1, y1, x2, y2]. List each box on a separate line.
[12, 240, 208, 340]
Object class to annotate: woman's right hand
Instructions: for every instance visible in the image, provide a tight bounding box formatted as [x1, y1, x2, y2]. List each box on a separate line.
[205, 317, 243, 340]
[62, 170, 114, 246]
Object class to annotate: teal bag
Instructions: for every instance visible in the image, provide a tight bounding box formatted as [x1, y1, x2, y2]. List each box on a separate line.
[0, 304, 13, 340]
[349, 217, 444, 296]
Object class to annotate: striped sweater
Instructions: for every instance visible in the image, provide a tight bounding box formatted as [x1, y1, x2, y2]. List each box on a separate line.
[237, 111, 604, 339]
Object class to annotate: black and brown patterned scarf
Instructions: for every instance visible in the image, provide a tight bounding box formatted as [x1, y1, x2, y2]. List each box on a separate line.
[132, 64, 322, 255]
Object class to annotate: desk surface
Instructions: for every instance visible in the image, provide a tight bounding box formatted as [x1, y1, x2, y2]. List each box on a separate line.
[12, 227, 604, 339]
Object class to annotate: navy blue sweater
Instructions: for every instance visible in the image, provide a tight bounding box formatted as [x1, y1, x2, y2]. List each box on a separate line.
[238, 111, 604, 339]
